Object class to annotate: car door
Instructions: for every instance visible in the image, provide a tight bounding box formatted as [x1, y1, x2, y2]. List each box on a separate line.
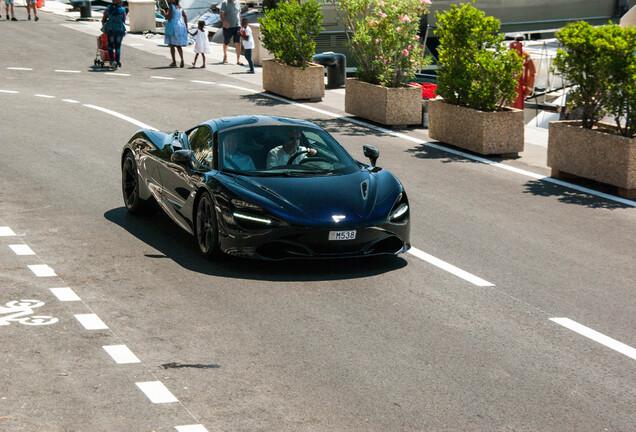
[158, 126, 215, 234]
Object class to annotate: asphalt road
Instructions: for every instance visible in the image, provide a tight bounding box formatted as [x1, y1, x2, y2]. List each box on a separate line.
[1, 10, 635, 432]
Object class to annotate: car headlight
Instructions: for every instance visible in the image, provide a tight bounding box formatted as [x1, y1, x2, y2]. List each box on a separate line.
[388, 193, 409, 224]
[229, 198, 284, 229]
[233, 211, 273, 225]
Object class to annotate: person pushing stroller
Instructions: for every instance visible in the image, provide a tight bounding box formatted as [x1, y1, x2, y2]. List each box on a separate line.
[101, 0, 127, 70]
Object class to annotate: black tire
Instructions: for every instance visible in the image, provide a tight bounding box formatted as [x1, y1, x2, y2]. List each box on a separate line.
[194, 191, 223, 259]
[122, 152, 153, 214]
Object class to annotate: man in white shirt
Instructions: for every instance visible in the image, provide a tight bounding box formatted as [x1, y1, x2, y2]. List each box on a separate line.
[223, 133, 255, 171]
[266, 131, 317, 168]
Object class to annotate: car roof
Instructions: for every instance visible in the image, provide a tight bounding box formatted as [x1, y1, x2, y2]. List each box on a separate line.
[201, 115, 322, 133]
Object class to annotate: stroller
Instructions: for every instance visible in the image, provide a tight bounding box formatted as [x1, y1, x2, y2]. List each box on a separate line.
[94, 33, 112, 68]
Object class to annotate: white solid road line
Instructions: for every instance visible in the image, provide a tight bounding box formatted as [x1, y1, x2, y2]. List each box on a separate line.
[0, 226, 16, 236]
[74, 313, 109, 330]
[49, 287, 81, 302]
[28, 264, 56, 277]
[136, 381, 179, 404]
[550, 318, 636, 361]
[84, 104, 157, 131]
[408, 247, 494, 287]
[175, 425, 209, 432]
[103, 345, 141, 364]
[9, 244, 35, 255]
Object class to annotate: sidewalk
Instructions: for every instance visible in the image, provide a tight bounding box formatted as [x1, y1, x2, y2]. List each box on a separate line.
[38, 0, 551, 176]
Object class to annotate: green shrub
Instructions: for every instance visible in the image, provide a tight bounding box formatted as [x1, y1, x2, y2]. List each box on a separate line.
[555, 21, 636, 137]
[435, 2, 522, 111]
[331, 0, 431, 88]
[258, 0, 323, 69]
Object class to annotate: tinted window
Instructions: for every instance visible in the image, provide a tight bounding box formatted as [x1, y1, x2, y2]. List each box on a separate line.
[188, 126, 214, 168]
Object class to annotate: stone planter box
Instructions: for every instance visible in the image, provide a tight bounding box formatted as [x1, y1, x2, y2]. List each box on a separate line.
[428, 99, 524, 155]
[344, 78, 421, 127]
[548, 120, 636, 198]
[262, 59, 324, 101]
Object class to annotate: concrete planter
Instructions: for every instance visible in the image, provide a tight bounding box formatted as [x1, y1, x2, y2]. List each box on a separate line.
[548, 121, 636, 198]
[344, 78, 421, 127]
[428, 99, 524, 155]
[262, 59, 324, 101]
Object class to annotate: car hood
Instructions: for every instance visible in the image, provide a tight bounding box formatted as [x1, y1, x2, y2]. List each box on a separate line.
[230, 170, 401, 227]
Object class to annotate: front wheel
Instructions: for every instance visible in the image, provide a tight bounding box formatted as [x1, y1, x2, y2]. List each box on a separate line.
[195, 191, 223, 260]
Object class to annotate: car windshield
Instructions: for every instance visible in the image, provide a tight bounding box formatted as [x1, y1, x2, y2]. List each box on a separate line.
[218, 125, 360, 177]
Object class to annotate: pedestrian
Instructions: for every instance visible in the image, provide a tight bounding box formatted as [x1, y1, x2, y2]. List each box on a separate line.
[4, 0, 17, 21]
[162, 0, 188, 68]
[101, 0, 127, 70]
[189, 20, 209, 68]
[219, 0, 242, 64]
[26, 0, 38, 21]
[240, 17, 254, 73]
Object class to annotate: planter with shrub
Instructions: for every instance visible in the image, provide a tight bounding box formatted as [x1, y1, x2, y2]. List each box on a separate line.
[333, 0, 431, 126]
[548, 21, 636, 198]
[259, 0, 324, 100]
[428, 2, 524, 155]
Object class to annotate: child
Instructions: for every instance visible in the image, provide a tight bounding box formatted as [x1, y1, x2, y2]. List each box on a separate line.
[240, 18, 255, 73]
[189, 20, 209, 68]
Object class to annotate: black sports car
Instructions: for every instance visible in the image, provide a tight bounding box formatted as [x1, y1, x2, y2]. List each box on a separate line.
[121, 115, 410, 260]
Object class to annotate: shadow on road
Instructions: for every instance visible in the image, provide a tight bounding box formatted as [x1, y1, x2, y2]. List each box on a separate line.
[104, 207, 408, 281]
[523, 179, 633, 209]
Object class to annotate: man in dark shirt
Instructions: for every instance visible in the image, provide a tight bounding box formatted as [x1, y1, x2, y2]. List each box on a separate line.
[220, 0, 242, 64]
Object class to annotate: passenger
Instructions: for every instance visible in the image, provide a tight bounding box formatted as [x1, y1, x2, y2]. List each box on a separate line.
[266, 131, 317, 168]
[223, 134, 255, 171]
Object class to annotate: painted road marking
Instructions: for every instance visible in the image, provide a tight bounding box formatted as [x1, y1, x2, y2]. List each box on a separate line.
[408, 247, 494, 287]
[74, 313, 109, 330]
[151, 76, 175, 80]
[0, 300, 58, 326]
[136, 381, 179, 404]
[62, 99, 80, 103]
[28, 264, 56, 277]
[9, 244, 35, 255]
[34, 94, 55, 99]
[49, 287, 81, 302]
[0, 90, 19, 94]
[103, 345, 141, 364]
[190, 80, 216, 85]
[550, 318, 636, 361]
[0, 227, 17, 236]
[54, 70, 81, 73]
[175, 425, 209, 432]
[7, 67, 33, 71]
[104, 72, 131, 77]
[84, 104, 157, 131]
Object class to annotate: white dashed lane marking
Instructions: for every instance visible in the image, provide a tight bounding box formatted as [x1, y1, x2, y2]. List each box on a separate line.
[28, 264, 56, 277]
[190, 80, 215, 85]
[175, 425, 209, 432]
[9, 244, 35, 255]
[151, 76, 175, 80]
[103, 345, 141, 364]
[136, 381, 179, 404]
[74, 313, 109, 330]
[104, 72, 131, 77]
[34, 94, 55, 99]
[0, 90, 19, 94]
[550, 318, 636, 361]
[6, 67, 33, 71]
[408, 247, 494, 287]
[0, 227, 17, 236]
[49, 287, 81, 302]
[54, 70, 81, 73]
[62, 99, 80, 103]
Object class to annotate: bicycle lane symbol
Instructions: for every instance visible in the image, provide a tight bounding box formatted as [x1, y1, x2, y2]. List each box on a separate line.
[0, 300, 59, 326]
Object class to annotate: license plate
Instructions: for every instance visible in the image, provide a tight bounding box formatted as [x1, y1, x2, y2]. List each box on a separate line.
[328, 230, 356, 241]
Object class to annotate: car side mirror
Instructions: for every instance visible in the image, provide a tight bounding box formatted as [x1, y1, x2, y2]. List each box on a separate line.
[171, 149, 193, 164]
[363, 145, 379, 167]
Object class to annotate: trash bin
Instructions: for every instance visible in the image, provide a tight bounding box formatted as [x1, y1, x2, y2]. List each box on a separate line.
[312, 52, 346, 89]
[128, 0, 156, 33]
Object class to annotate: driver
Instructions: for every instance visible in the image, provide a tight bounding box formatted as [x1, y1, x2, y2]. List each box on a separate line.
[223, 133, 255, 171]
[266, 130, 317, 168]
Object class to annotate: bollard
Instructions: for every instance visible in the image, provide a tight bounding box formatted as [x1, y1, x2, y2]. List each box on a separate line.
[77, 0, 92, 19]
[312, 52, 346, 89]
